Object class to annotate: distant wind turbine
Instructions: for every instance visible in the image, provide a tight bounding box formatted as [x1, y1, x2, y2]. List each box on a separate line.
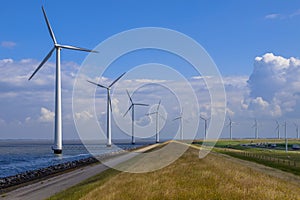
[87, 72, 126, 147]
[227, 117, 236, 140]
[294, 123, 299, 139]
[173, 111, 184, 140]
[252, 119, 259, 139]
[124, 90, 149, 144]
[283, 121, 288, 152]
[28, 6, 97, 154]
[146, 100, 164, 143]
[200, 116, 210, 139]
[275, 120, 280, 139]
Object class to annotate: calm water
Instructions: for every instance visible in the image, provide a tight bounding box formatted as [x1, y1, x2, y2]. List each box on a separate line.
[0, 140, 150, 178]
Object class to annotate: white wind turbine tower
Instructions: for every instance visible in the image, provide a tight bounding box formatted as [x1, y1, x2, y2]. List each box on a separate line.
[294, 123, 299, 139]
[200, 116, 210, 139]
[124, 90, 149, 144]
[28, 6, 96, 154]
[173, 111, 184, 140]
[146, 100, 164, 143]
[283, 121, 288, 152]
[275, 120, 280, 139]
[252, 119, 259, 139]
[87, 72, 126, 147]
[227, 117, 236, 140]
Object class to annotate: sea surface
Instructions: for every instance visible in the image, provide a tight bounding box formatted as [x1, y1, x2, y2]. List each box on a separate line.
[0, 139, 151, 178]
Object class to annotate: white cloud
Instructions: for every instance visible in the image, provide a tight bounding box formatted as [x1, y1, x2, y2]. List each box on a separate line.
[289, 9, 300, 18]
[39, 107, 55, 122]
[245, 53, 300, 118]
[265, 13, 282, 20]
[2, 53, 300, 139]
[265, 9, 300, 20]
[74, 110, 93, 121]
[1, 41, 16, 48]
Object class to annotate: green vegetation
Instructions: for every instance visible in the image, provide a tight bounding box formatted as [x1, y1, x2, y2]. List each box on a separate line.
[49, 142, 300, 200]
[193, 139, 300, 176]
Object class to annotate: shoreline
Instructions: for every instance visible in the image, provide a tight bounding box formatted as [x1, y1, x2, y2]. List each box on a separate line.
[0, 144, 144, 194]
[0, 157, 98, 194]
[1, 142, 160, 199]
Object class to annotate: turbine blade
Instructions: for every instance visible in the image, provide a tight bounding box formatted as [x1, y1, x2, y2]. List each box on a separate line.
[86, 80, 108, 89]
[135, 103, 149, 106]
[123, 105, 133, 117]
[146, 112, 156, 116]
[59, 44, 98, 53]
[157, 100, 161, 111]
[109, 72, 126, 87]
[42, 6, 57, 44]
[173, 117, 181, 121]
[126, 90, 133, 104]
[29, 47, 55, 80]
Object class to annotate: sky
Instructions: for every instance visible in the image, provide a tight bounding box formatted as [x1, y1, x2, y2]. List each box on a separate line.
[1, 0, 300, 141]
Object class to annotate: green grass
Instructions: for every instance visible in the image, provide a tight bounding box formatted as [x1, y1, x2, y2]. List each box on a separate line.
[49, 142, 300, 200]
[193, 139, 300, 176]
[215, 149, 300, 176]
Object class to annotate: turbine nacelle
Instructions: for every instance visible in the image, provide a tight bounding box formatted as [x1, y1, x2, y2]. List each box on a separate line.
[29, 6, 97, 81]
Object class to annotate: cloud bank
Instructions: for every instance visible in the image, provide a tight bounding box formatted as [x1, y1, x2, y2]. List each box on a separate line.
[0, 53, 300, 139]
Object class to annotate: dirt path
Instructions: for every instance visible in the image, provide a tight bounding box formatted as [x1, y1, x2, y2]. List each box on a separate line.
[1, 143, 161, 200]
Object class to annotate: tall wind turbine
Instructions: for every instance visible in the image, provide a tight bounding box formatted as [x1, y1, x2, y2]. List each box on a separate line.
[294, 123, 299, 139]
[124, 90, 149, 144]
[146, 100, 164, 143]
[173, 111, 183, 140]
[227, 117, 236, 140]
[252, 119, 259, 139]
[200, 116, 210, 139]
[87, 72, 126, 147]
[28, 7, 96, 154]
[275, 120, 280, 139]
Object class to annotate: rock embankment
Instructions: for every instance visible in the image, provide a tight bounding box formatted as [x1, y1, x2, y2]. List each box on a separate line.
[0, 157, 98, 192]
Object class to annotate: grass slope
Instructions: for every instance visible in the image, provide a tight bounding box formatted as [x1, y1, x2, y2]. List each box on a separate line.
[50, 142, 300, 200]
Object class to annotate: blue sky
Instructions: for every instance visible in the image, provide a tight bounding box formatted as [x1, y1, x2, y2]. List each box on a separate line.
[1, 1, 300, 140]
[1, 0, 300, 75]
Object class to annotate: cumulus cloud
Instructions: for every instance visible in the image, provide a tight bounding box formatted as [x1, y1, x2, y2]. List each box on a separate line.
[39, 107, 55, 122]
[1, 41, 16, 48]
[245, 53, 300, 118]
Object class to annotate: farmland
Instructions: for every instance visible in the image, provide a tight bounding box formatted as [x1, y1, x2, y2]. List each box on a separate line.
[193, 139, 300, 175]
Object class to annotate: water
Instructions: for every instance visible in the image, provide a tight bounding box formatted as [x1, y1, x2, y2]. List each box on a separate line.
[0, 140, 151, 178]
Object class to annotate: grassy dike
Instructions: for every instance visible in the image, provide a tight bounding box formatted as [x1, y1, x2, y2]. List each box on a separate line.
[49, 141, 300, 200]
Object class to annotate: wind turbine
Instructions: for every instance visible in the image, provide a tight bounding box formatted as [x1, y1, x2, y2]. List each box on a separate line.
[200, 116, 210, 139]
[146, 100, 164, 143]
[124, 90, 149, 144]
[28, 6, 96, 154]
[173, 111, 183, 140]
[294, 123, 299, 139]
[283, 121, 288, 152]
[275, 120, 280, 139]
[87, 72, 126, 147]
[227, 117, 236, 140]
[252, 119, 259, 139]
